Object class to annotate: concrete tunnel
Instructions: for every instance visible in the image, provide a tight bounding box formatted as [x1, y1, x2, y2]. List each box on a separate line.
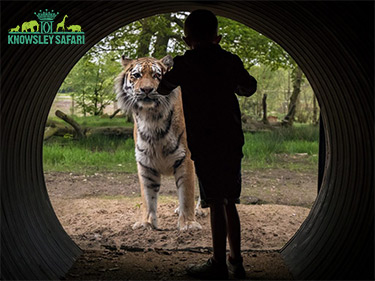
[1, 1, 373, 280]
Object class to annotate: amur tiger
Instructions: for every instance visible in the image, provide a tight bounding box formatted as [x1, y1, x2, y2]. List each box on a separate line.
[115, 55, 202, 231]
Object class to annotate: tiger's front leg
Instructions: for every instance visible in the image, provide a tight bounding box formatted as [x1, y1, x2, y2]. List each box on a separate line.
[174, 157, 202, 231]
[133, 162, 161, 230]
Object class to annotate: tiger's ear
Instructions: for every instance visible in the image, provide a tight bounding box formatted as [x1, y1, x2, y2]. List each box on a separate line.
[160, 55, 173, 70]
[121, 55, 133, 68]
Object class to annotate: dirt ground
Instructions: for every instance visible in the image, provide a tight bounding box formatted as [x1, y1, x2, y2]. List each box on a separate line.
[45, 168, 316, 280]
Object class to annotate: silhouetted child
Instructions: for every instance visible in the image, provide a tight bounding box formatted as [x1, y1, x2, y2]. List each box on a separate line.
[157, 9, 257, 280]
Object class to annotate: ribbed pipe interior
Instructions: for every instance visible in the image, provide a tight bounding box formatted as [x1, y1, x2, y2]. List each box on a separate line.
[1, 2, 373, 280]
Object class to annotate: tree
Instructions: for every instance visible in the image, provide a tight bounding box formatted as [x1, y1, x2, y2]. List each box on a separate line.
[217, 16, 310, 124]
[88, 13, 187, 59]
[60, 12, 318, 123]
[60, 52, 120, 116]
[282, 67, 303, 126]
[218, 17, 292, 70]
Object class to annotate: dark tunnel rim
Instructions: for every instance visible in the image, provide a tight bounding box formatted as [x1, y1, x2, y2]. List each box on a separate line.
[1, 1, 373, 280]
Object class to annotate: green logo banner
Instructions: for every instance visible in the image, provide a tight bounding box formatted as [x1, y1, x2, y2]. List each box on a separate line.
[8, 9, 85, 45]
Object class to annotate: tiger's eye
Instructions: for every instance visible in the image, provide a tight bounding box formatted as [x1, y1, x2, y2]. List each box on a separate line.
[153, 73, 161, 80]
[133, 73, 141, 79]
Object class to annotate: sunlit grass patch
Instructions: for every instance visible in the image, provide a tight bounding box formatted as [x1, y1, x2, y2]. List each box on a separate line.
[43, 124, 319, 173]
[242, 125, 319, 171]
[43, 136, 137, 174]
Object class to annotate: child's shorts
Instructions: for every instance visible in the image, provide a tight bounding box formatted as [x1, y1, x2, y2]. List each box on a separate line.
[194, 156, 242, 208]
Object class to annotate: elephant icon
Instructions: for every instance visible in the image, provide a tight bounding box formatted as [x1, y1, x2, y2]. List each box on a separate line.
[9, 25, 20, 32]
[22, 20, 39, 32]
[67, 25, 82, 32]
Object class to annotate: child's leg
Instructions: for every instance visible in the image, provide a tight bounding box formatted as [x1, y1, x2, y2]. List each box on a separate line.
[209, 202, 227, 263]
[225, 202, 242, 261]
[186, 202, 230, 279]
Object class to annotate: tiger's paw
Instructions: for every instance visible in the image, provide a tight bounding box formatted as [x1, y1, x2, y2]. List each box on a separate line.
[195, 207, 208, 217]
[132, 221, 156, 230]
[175, 206, 207, 217]
[179, 221, 202, 232]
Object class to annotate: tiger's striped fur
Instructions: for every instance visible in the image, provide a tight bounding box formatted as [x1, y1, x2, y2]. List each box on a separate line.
[115, 55, 202, 231]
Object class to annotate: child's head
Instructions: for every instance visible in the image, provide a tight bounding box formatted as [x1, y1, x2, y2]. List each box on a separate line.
[183, 9, 222, 48]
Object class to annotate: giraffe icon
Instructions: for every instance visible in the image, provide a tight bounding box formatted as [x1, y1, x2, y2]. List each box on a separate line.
[56, 15, 68, 32]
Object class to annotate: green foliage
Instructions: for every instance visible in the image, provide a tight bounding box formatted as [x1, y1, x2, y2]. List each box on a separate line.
[59, 52, 121, 116]
[218, 17, 292, 70]
[57, 12, 318, 123]
[238, 65, 289, 117]
[216, 17, 318, 123]
[88, 13, 294, 66]
[88, 13, 187, 59]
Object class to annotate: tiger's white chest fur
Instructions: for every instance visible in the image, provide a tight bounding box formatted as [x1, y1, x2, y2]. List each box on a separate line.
[134, 108, 186, 176]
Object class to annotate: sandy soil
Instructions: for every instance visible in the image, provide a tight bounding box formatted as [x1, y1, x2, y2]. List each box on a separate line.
[45, 169, 316, 280]
[65, 249, 292, 280]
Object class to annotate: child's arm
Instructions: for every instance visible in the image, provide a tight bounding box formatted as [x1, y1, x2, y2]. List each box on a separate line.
[157, 57, 182, 96]
[234, 56, 257, 97]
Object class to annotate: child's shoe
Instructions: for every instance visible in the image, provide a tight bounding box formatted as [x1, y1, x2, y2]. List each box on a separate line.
[227, 255, 246, 279]
[187, 257, 229, 280]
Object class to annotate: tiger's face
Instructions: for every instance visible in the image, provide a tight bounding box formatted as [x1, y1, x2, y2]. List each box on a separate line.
[116, 55, 174, 114]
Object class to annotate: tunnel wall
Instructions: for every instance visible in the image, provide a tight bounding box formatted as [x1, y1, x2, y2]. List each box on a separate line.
[1, 1, 373, 280]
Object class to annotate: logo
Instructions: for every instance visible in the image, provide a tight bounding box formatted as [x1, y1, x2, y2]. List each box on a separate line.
[8, 9, 85, 45]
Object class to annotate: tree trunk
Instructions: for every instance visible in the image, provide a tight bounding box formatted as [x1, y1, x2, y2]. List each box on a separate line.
[81, 91, 87, 117]
[90, 127, 133, 137]
[282, 66, 303, 126]
[312, 95, 319, 125]
[55, 110, 85, 139]
[46, 112, 134, 140]
[152, 15, 171, 58]
[109, 108, 121, 119]
[137, 18, 153, 57]
[153, 34, 169, 58]
[94, 68, 100, 116]
[262, 94, 269, 124]
[285, 68, 291, 114]
[70, 93, 75, 116]
[44, 125, 133, 140]
[44, 126, 60, 141]
[282, 104, 296, 126]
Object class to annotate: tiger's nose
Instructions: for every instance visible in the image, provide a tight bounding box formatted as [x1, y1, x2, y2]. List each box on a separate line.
[140, 87, 154, 95]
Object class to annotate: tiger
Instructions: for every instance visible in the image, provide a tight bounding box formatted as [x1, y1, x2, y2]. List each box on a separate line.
[115, 55, 202, 231]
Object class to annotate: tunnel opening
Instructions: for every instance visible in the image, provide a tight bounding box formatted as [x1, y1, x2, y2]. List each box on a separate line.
[1, 2, 373, 280]
[43, 12, 319, 279]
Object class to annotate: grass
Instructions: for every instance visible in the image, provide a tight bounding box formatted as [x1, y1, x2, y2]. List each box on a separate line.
[43, 135, 137, 173]
[43, 123, 319, 174]
[242, 125, 319, 170]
